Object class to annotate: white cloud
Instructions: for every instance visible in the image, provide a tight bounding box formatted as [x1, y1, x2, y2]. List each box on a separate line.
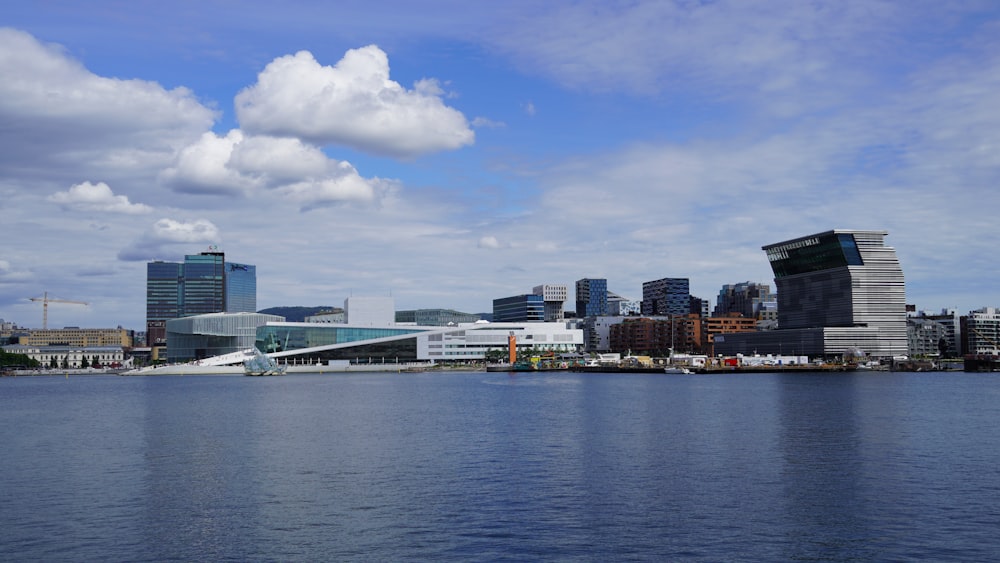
[160, 129, 392, 209]
[478, 236, 502, 249]
[117, 218, 221, 261]
[160, 130, 258, 195]
[0, 28, 215, 183]
[472, 116, 506, 128]
[48, 181, 153, 214]
[234, 46, 475, 158]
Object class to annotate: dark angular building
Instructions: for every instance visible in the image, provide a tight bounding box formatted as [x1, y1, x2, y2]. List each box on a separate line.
[715, 230, 907, 359]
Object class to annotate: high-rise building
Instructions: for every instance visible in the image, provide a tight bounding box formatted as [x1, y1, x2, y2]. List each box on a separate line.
[182, 252, 225, 317]
[145, 251, 256, 347]
[226, 262, 257, 313]
[715, 230, 907, 359]
[146, 261, 182, 346]
[532, 284, 567, 322]
[641, 277, 690, 316]
[575, 278, 608, 318]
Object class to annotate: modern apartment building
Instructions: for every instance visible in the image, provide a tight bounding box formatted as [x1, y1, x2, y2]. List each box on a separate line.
[575, 278, 608, 317]
[715, 230, 907, 359]
[960, 307, 1000, 355]
[532, 284, 568, 322]
[641, 277, 690, 316]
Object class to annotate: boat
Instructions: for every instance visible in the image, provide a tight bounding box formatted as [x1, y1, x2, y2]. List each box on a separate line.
[243, 348, 287, 376]
[663, 366, 693, 374]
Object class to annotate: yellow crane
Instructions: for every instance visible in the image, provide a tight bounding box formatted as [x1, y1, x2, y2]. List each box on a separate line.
[29, 292, 88, 330]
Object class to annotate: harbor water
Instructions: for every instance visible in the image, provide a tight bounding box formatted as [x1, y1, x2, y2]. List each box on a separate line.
[2, 371, 999, 561]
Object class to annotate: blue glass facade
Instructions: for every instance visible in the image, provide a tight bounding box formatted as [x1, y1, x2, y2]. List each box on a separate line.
[257, 325, 424, 354]
[182, 252, 226, 316]
[225, 262, 257, 313]
[575, 278, 608, 317]
[493, 294, 544, 322]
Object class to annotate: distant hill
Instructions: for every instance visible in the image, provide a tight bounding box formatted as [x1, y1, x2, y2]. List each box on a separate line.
[257, 306, 339, 322]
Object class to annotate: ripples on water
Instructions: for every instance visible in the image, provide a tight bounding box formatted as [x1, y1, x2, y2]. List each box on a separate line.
[2, 372, 1000, 561]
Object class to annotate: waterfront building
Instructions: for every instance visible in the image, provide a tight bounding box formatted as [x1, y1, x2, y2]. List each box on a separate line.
[908, 317, 948, 357]
[702, 313, 757, 356]
[960, 307, 1000, 355]
[606, 314, 746, 355]
[493, 294, 544, 323]
[909, 309, 960, 357]
[395, 309, 481, 326]
[2, 344, 125, 368]
[578, 315, 626, 352]
[532, 284, 568, 322]
[18, 327, 132, 348]
[715, 230, 907, 359]
[575, 278, 608, 317]
[252, 321, 582, 363]
[166, 312, 284, 362]
[641, 278, 690, 316]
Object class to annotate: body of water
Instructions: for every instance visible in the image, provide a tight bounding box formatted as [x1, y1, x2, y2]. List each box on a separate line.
[2, 371, 999, 561]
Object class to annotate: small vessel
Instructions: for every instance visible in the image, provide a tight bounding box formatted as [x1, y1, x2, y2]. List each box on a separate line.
[243, 348, 287, 376]
[663, 365, 692, 374]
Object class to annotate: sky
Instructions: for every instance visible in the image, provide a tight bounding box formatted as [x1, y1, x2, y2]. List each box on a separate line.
[2, 0, 1000, 331]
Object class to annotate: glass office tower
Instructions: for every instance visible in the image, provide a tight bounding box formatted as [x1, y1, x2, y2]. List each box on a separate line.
[225, 262, 257, 313]
[182, 252, 226, 316]
[146, 261, 183, 346]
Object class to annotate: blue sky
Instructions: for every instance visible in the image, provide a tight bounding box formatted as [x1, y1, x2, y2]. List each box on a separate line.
[2, 1, 999, 330]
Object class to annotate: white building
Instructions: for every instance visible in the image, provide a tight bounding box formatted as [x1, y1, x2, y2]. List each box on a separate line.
[345, 296, 395, 327]
[417, 321, 582, 360]
[3, 344, 126, 368]
[532, 284, 568, 322]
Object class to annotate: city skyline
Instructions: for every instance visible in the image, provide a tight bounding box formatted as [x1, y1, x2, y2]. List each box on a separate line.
[3, 2, 1000, 329]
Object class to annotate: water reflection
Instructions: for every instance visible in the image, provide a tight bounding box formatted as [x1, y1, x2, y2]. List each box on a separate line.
[776, 373, 876, 560]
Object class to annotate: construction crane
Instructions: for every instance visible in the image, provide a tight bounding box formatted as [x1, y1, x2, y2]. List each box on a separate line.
[29, 292, 88, 330]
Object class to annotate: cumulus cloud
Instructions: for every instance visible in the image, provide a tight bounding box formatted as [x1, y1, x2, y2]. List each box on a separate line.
[160, 129, 391, 208]
[0, 28, 215, 182]
[117, 218, 221, 261]
[160, 130, 257, 195]
[48, 181, 153, 214]
[234, 46, 474, 158]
